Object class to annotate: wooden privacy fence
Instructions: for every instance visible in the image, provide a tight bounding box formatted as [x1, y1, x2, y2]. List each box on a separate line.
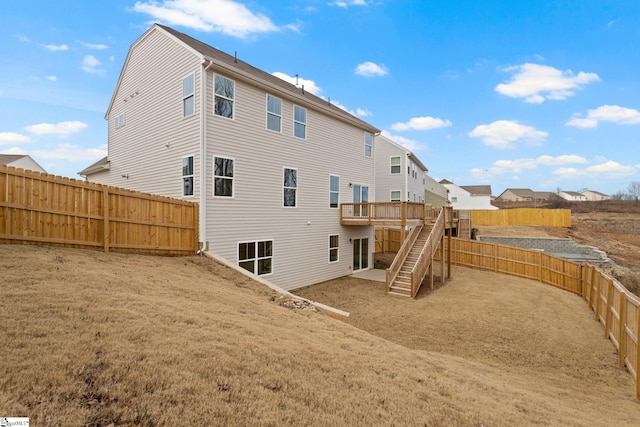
[0, 165, 198, 255]
[375, 227, 402, 253]
[448, 237, 640, 399]
[471, 208, 571, 227]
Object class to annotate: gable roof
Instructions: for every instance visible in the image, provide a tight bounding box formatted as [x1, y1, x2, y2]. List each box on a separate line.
[500, 188, 537, 198]
[107, 24, 379, 135]
[0, 154, 26, 165]
[460, 185, 492, 196]
[582, 189, 609, 197]
[78, 156, 110, 176]
[562, 191, 585, 197]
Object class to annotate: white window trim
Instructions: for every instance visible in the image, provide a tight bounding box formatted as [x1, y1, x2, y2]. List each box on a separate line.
[329, 174, 340, 209]
[114, 113, 125, 129]
[283, 167, 298, 208]
[390, 156, 401, 174]
[293, 104, 307, 139]
[213, 155, 235, 198]
[328, 234, 339, 263]
[266, 94, 282, 133]
[182, 73, 195, 118]
[364, 132, 373, 158]
[181, 154, 195, 198]
[390, 190, 401, 202]
[214, 74, 235, 120]
[237, 239, 274, 277]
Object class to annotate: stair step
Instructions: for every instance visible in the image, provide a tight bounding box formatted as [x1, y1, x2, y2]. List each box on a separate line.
[387, 291, 411, 298]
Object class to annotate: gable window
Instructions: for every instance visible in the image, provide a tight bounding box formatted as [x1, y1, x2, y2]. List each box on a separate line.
[283, 168, 297, 207]
[390, 190, 401, 202]
[364, 132, 373, 158]
[329, 175, 339, 208]
[114, 113, 125, 129]
[238, 240, 273, 276]
[214, 156, 234, 197]
[214, 75, 234, 118]
[182, 156, 194, 196]
[267, 95, 282, 132]
[329, 235, 339, 263]
[390, 156, 401, 174]
[293, 105, 306, 139]
[182, 74, 195, 117]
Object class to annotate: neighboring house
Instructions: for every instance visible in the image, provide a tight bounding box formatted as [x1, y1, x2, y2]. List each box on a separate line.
[373, 135, 427, 203]
[0, 154, 46, 173]
[582, 190, 609, 201]
[495, 188, 556, 203]
[439, 180, 498, 210]
[79, 24, 379, 291]
[424, 174, 450, 208]
[559, 191, 588, 202]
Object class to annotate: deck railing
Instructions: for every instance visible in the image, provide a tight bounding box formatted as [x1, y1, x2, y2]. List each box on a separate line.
[408, 207, 446, 297]
[386, 224, 423, 293]
[341, 202, 433, 225]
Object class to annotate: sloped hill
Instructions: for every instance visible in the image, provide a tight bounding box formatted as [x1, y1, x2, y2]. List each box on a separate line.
[1, 244, 639, 426]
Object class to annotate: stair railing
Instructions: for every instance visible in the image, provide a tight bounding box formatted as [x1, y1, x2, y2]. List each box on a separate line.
[386, 224, 423, 294]
[409, 208, 446, 297]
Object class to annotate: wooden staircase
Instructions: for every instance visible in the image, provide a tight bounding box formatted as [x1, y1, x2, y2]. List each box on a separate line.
[387, 225, 433, 297]
[385, 207, 448, 298]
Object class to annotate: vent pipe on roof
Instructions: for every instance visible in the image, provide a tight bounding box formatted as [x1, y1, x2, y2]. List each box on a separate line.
[301, 84, 305, 94]
[234, 51, 237, 63]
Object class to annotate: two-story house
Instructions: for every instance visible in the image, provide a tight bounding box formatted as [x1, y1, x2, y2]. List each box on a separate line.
[439, 180, 498, 210]
[373, 135, 427, 203]
[79, 24, 379, 291]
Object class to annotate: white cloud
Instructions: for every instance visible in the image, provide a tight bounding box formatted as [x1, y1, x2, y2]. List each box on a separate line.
[82, 55, 103, 73]
[355, 108, 371, 117]
[271, 72, 322, 95]
[34, 143, 107, 162]
[46, 75, 57, 81]
[495, 63, 600, 103]
[391, 116, 452, 131]
[80, 42, 109, 50]
[0, 132, 31, 144]
[24, 121, 88, 138]
[1, 147, 27, 155]
[330, 0, 368, 7]
[354, 62, 388, 77]
[380, 130, 423, 152]
[42, 43, 69, 52]
[492, 155, 588, 173]
[566, 105, 640, 128]
[132, 0, 283, 38]
[469, 120, 548, 149]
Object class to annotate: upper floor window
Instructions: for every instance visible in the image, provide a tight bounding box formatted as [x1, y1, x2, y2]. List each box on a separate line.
[293, 105, 307, 139]
[182, 74, 195, 117]
[390, 156, 401, 174]
[214, 156, 234, 197]
[114, 113, 125, 129]
[182, 156, 194, 196]
[214, 75, 234, 119]
[283, 167, 297, 207]
[364, 132, 373, 157]
[329, 175, 339, 208]
[267, 95, 282, 132]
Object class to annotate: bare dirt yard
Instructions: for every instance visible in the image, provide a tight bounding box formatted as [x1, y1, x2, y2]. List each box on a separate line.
[3, 205, 640, 426]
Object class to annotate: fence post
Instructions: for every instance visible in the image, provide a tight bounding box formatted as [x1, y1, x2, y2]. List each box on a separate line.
[619, 294, 627, 368]
[636, 303, 640, 400]
[102, 187, 110, 253]
[604, 279, 613, 339]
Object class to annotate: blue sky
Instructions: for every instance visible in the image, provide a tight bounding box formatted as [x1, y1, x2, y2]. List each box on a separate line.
[1, 0, 639, 196]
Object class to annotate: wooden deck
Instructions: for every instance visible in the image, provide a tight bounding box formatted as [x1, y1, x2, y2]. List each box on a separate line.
[340, 202, 436, 226]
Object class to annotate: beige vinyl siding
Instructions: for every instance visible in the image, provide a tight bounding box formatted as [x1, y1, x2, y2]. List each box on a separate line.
[95, 27, 202, 199]
[407, 159, 426, 203]
[374, 136, 407, 202]
[204, 70, 374, 290]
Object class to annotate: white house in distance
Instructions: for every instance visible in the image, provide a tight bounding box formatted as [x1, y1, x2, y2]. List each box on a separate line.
[0, 154, 46, 173]
[559, 191, 588, 202]
[439, 180, 497, 210]
[582, 189, 609, 201]
[79, 24, 379, 291]
[373, 135, 427, 203]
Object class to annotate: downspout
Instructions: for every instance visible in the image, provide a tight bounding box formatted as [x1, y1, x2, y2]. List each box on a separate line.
[200, 59, 214, 250]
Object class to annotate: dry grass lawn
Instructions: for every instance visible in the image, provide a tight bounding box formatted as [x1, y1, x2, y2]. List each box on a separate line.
[2, 243, 640, 426]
